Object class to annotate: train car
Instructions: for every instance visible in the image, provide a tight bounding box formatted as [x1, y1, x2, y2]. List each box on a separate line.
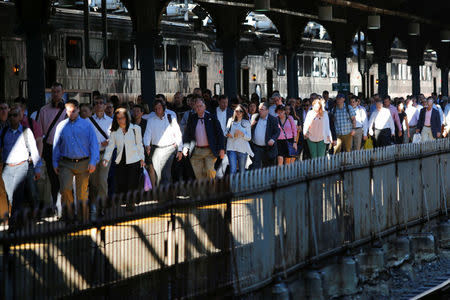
[0, 1, 441, 105]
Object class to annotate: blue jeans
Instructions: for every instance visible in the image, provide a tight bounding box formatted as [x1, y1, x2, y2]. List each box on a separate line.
[227, 151, 247, 174]
[2, 162, 28, 215]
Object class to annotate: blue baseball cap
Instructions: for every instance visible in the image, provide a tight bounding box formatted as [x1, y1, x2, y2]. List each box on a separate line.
[336, 93, 345, 99]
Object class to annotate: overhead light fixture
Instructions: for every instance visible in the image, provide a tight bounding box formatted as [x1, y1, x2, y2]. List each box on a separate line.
[318, 6, 332, 21]
[408, 22, 420, 36]
[441, 30, 450, 42]
[367, 15, 380, 30]
[254, 0, 270, 12]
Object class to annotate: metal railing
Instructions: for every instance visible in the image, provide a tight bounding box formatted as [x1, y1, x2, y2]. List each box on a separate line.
[1, 139, 450, 299]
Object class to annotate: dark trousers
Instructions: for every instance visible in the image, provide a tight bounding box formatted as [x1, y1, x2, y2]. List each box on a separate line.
[250, 144, 276, 169]
[43, 143, 59, 205]
[374, 128, 392, 148]
[172, 156, 196, 182]
[25, 163, 39, 209]
[107, 149, 117, 199]
[115, 161, 141, 195]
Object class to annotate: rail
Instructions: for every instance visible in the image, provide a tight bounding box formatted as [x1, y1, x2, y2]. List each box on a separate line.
[1, 139, 450, 299]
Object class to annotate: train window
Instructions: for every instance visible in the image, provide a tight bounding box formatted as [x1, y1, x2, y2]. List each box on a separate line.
[320, 58, 328, 78]
[329, 58, 336, 78]
[214, 83, 221, 95]
[86, 38, 103, 69]
[304, 56, 312, 77]
[298, 55, 303, 77]
[66, 36, 82, 68]
[391, 63, 397, 80]
[166, 45, 179, 72]
[104, 40, 118, 69]
[120, 41, 135, 70]
[255, 84, 261, 99]
[427, 66, 432, 81]
[180, 45, 192, 72]
[407, 66, 411, 80]
[154, 44, 165, 71]
[277, 53, 286, 76]
[312, 57, 320, 77]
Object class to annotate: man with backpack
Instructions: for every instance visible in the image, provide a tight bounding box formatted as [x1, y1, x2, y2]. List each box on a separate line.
[330, 94, 357, 153]
[0, 105, 41, 221]
[144, 99, 183, 186]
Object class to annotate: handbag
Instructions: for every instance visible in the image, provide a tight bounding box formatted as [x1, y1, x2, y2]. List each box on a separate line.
[412, 133, 422, 143]
[278, 118, 298, 156]
[139, 167, 152, 191]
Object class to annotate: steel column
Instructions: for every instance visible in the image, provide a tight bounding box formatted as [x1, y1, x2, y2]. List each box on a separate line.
[337, 55, 348, 98]
[411, 64, 421, 96]
[26, 30, 46, 112]
[286, 50, 298, 99]
[137, 33, 156, 110]
[378, 62, 388, 98]
[223, 44, 238, 99]
[442, 68, 449, 97]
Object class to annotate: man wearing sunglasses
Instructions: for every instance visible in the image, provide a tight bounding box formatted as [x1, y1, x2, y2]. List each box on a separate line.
[1, 106, 41, 222]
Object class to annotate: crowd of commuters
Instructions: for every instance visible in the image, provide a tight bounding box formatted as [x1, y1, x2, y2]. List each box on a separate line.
[0, 82, 448, 225]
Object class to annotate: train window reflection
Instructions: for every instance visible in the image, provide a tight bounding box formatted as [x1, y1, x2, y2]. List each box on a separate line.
[312, 57, 320, 77]
[166, 45, 179, 72]
[104, 40, 118, 69]
[320, 57, 328, 78]
[154, 44, 165, 71]
[180, 45, 192, 72]
[298, 55, 303, 77]
[66, 36, 82, 68]
[277, 53, 286, 76]
[304, 56, 312, 77]
[214, 83, 221, 95]
[120, 41, 135, 70]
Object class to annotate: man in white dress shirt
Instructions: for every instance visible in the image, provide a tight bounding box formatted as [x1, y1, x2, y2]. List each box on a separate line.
[367, 99, 395, 148]
[88, 96, 113, 213]
[214, 95, 233, 179]
[404, 98, 419, 143]
[144, 99, 183, 186]
[142, 94, 177, 121]
[350, 96, 368, 150]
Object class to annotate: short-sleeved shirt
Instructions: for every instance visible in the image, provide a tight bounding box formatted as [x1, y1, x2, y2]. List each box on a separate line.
[333, 105, 356, 136]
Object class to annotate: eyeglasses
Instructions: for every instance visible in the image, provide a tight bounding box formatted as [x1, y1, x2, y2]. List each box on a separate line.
[235, 110, 243, 113]
[8, 113, 18, 118]
[94, 101, 104, 105]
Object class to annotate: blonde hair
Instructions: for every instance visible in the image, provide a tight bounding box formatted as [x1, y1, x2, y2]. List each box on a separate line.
[311, 99, 324, 117]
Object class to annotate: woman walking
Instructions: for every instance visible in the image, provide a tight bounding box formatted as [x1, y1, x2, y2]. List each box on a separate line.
[103, 107, 145, 201]
[276, 105, 298, 165]
[225, 104, 253, 174]
[303, 99, 333, 158]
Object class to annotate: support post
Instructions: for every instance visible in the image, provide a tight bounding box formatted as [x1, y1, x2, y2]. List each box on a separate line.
[378, 62, 388, 98]
[137, 32, 156, 110]
[286, 49, 298, 99]
[412, 64, 421, 97]
[442, 68, 449, 97]
[26, 29, 46, 113]
[223, 43, 238, 99]
[337, 55, 348, 98]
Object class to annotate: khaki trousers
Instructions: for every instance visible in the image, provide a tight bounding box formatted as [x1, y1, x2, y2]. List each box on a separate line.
[421, 126, 435, 142]
[190, 147, 217, 180]
[0, 164, 10, 220]
[352, 128, 364, 150]
[89, 152, 111, 203]
[334, 133, 353, 153]
[59, 159, 90, 221]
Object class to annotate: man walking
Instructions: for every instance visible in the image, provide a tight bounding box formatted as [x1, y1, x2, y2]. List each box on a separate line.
[350, 96, 368, 150]
[1, 106, 41, 220]
[405, 98, 419, 143]
[37, 82, 67, 208]
[367, 99, 395, 147]
[214, 95, 233, 179]
[417, 97, 441, 142]
[250, 102, 280, 168]
[53, 100, 99, 223]
[144, 99, 183, 186]
[330, 94, 356, 153]
[88, 96, 112, 216]
[182, 98, 225, 179]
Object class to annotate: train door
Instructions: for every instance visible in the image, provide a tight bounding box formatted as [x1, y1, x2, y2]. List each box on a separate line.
[433, 77, 437, 93]
[45, 57, 57, 89]
[199, 65, 207, 90]
[267, 69, 273, 98]
[242, 68, 249, 99]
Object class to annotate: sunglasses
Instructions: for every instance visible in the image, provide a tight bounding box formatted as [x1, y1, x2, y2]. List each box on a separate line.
[235, 110, 243, 113]
[8, 113, 18, 118]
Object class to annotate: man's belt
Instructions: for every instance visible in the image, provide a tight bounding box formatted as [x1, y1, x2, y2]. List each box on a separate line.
[424, 125, 431, 127]
[151, 144, 173, 149]
[196, 145, 210, 148]
[5, 160, 27, 167]
[62, 156, 89, 163]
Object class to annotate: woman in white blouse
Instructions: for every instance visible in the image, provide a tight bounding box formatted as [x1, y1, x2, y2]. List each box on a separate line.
[103, 107, 145, 195]
[303, 99, 333, 158]
[225, 104, 254, 174]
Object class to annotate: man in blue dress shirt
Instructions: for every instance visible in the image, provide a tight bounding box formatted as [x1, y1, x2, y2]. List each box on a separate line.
[53, 99, 99, 222]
